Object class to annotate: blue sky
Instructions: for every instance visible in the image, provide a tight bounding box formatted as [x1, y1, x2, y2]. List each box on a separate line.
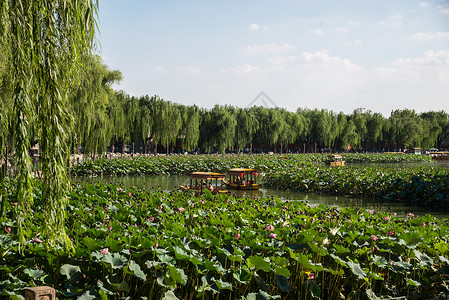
[97, 0, 449, 116]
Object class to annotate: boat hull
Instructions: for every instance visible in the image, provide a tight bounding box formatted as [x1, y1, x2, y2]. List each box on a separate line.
[225, 183, 260, 190]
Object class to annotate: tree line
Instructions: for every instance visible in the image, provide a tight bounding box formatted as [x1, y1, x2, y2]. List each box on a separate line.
[62, 56, 449, 154]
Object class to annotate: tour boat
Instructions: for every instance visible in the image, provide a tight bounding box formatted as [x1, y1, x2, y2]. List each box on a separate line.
[180, 172, 230, 194]
[224, 168, 260, 190]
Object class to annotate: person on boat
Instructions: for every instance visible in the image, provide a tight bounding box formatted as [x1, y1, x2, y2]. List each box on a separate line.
[208, 183, 215, 192]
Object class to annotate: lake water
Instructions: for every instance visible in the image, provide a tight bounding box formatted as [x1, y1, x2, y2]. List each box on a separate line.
[73, 171, 449, 219]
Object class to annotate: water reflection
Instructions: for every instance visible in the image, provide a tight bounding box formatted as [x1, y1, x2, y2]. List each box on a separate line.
[72, 174, 449, 219]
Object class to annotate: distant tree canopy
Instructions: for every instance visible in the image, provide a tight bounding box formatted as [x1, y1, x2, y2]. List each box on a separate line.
[56, 83, 449, 154]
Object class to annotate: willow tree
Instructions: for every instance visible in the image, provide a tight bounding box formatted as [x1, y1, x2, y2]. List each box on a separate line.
[179, 105, 200, 152]
[71, 55, 122, 156]
[235, 108, 259, 152]
[150, 97, 182, 154]
[0, 0, 97, 249]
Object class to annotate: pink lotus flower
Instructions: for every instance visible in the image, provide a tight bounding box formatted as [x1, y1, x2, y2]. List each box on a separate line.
[308, 273, 315, 280]
[155, 242, 158, 248]
[6, 227, 11, 234]
[190, 203, 195, 208]
[178, 207, 185, 212]
[158, 205, 163, 210]
[149, 216, 155, 222]
[407, 213, 415, 218]
[118, 188, 123, 192]
[266, 225, 275, 231]
[14, 202, 18, 206]
[101, 248, 109, 255]
[108, 225, 112, 230]
[421, 222, 426, 227]
[393, 212, 397, 217]
[310, 218, 315, 224]
[383, 216, 390, 221]
[34, 238, 43, 243]
[235, 233, 240, 240]
[200, 200, 205, 204]
[268, 233, 277, 239]
[128, 192, 132, 197]
[387, 231, 394, 236]
[370, 235, 378, 241]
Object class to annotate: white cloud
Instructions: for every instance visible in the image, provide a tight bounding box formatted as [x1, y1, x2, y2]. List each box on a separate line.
[151, 66, 166, 73]
[408, 31, 449, 41]
[420, 2, 430, 7]
[348, 20, 361, 27]
[379, 14, 404, 27]
[312, 29, 324, 35]
[343, 40, 364, 46]
[176, 65, 202, 75]
[221, 64, 260, 74]
[301, 51, 362, 71]
[249, 23, 260, 30]
[334, 27, 349, 33]
[437, 5, 449, 14]
[243, 43, 297, 55]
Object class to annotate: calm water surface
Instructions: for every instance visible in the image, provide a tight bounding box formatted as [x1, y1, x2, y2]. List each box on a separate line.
[73, 172, 449, 219]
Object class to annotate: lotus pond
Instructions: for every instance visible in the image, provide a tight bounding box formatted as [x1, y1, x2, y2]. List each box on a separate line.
[69, 153, 433, 177]
[70, 153, 449, 210]
[74, 174, 449, 219]
[1, 181, 449, 299]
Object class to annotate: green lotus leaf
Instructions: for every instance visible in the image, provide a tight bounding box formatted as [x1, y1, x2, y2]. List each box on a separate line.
[275, 275, 291, 292]
[372, 255, 388, 268]
[173, 246, 188, 260]
[248, 255, 271, 272]
[370, 272, 384, 281]
[77, 290, 97, 300]
[435, 241, 449, 254]
[168, 265, 188, 285]
[275, 266, 291, 277]
[213, 278, 232, 290]
[162, 291, 180, 300]
[297, 253, 316, 271]
[413, 249, 433, 267]
[244, 290, 281, 299]
[129, 260, 147, 281]
[272, 256, 288, 267]
[157, 254, 175, 265]
[102, 253, 128, 269]
[346, 261, 367, 280]
[23, 268, 45, 279]
[233, 269, 252, 284]
[399, 232, 422, 247]
[407, 278, 421, 286]
[60, 264, 82, 282]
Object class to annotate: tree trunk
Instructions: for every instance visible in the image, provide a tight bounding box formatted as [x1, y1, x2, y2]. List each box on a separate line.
[121, 138, 125, 155]
[142, 139, 146, 154]
[167, 142, 169, 155]
[154, 143, 158, 156]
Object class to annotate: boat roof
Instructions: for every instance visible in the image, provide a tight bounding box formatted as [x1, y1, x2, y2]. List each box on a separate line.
[188, 172, 225, 179]
[328, 154, 342, 158]
[227, 168, 257, 175]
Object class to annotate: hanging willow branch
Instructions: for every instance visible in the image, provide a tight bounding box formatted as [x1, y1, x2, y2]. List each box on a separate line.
[1, 0, 98, 251]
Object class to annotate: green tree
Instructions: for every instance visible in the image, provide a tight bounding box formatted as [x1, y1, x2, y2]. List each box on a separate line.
[179, 105, 200, 152]
[1, 0, 97, 249]
[235, 108, 259, 152]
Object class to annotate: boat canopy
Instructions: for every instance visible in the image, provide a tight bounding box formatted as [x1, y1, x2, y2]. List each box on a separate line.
[227, 168, 258, 177]
[188, 172, 225, 180]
